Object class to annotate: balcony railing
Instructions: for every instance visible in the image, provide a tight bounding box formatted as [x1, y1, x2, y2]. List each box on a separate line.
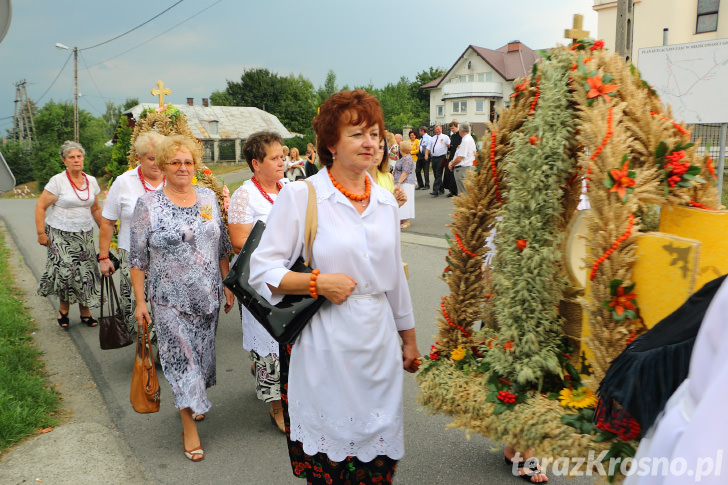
[441, 81, 505, 99]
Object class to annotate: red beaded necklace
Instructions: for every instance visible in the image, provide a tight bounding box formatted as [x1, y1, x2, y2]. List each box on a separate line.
[250, 176, 282, 204]
[327, 169, 371, 205]
[65, 170, 90, 201]
[138, 167, 165, 192]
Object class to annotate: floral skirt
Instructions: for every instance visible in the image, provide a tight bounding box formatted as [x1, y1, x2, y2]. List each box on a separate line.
[117, 249, 156, 341]
[250, 350, 281, 402]
[38, 226, 101, 307]
[152, 303, 217, 415]
[280, 344, 397, 484]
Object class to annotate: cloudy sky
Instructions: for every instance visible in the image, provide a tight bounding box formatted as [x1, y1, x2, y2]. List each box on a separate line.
[0, 0, 598, 133]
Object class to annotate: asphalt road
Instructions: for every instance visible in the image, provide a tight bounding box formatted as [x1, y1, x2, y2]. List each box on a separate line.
[0, 186, 597, 484]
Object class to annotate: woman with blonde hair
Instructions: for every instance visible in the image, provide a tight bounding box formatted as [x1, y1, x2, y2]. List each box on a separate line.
[130, 135, 234, 462]
[394, 139, 416, 230]
[99, 131, 166, 337]
[286, 147, 305, 181]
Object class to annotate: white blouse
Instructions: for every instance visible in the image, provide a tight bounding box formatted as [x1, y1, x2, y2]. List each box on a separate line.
[228, 178, 287, 356]
[44, 171, 101, 232]
[249, 168, 414, 462]
[102, 168, 164, 252]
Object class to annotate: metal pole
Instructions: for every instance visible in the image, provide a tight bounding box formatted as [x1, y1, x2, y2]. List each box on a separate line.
[663, 28, 669, 46]
[73, 47, 79, 142]
[718, 123, 726, 202]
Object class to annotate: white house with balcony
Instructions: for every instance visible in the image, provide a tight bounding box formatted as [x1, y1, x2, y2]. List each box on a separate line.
[421, 41, 539, 137]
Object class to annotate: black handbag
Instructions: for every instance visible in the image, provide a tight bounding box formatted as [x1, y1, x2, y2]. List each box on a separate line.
[99, 275, 134, 350]
[223, 180, 324, 345]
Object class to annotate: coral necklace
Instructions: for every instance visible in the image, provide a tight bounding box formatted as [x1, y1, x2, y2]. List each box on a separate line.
[65, 170, 90, 201]
[328, 169, 371, 206]
[138, 167, 164, 192]
[251, 176, 282, 204]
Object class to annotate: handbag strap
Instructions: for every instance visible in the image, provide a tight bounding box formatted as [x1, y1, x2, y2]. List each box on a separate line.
[100, 276, 123, 319]
[303, 180, 317, 266]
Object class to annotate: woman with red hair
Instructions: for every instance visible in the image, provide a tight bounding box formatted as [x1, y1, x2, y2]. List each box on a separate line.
[250, 90, 420, 484]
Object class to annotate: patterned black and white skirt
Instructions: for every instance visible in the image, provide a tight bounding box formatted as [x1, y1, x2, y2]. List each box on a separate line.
[37, 226, 101, 307]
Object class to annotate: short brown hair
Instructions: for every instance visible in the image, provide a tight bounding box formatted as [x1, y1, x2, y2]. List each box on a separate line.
[313, 89, 384, 168]
[243, 131, 283, 171]
[156, 135, 201, 170]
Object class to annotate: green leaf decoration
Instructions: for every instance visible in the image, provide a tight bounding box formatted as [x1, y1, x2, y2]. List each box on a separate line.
[609, 279, 623, 295]
[493, 403, 507, 415]
[655, 141, 668, 159]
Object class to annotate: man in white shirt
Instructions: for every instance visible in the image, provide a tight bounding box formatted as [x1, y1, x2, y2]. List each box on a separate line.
[415, 126, 432, 190]
[448, 122, 477, 196]
[425, 124, 450, 197]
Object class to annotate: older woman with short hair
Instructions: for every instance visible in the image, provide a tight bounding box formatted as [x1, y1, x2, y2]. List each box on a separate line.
[36, 141, 103, 328]
[250, 89, 420, 484]
[130, 135, 234, 462]
[98, 131, 166, 337]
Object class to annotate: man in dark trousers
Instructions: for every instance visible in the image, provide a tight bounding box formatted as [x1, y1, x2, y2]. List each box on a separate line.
[425, 124, 450, 197]
[443, 121, 461, 197]
[415, 126, 432, 190]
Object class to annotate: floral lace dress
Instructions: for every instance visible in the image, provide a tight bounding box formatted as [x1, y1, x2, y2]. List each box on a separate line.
[129, 187, 231, 414]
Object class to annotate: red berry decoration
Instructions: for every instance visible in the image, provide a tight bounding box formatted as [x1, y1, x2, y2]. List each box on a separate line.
[516, 239, 528, 250]
[529, 136, 539, 145]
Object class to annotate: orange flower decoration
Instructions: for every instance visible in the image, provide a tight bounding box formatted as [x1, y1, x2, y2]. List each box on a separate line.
[202, 167, 212, 175]
[590, 40, 605, 51]
[608, 159, 636, 199]
[609, 286, 636, 317]
[587, 75, 617, 102]
[511, 80, 530, 97]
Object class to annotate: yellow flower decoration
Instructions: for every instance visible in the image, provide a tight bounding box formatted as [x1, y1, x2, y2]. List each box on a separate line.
[450, 345, 466, 361]
[559, 387, 597, 409]
[191, 176, 198, 185]
[200, 204, 213, 220]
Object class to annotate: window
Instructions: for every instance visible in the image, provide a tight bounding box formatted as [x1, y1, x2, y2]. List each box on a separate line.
[452, 101, 467, 113]
[468, 74, 475, 82]
[697, 0, 720, 33]
[207, 120, 219, 135]
[437, 105, 445, 117]
[485, 72, 493, 82]
[477, 73, 485, 82]
[475, 100, 485, 112]
[459, 75, 467, 83]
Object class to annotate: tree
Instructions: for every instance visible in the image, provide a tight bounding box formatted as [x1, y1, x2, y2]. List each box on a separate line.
[101, 97, 140, 140]
[1, 141, 36, 184]
[210, 68, 318, 135]
[106, 116, 132, 179]
[317, 70, 338, 104]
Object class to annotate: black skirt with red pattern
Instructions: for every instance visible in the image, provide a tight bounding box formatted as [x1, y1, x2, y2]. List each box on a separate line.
[279, 344, 398, 485]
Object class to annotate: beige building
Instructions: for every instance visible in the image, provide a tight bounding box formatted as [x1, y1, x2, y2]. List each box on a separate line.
[593, 0, 727, 65]
[421, 41, 539, 138]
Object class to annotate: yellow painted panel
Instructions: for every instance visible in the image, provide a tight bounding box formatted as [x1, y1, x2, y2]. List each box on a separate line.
[659, 205, 728, 289]
[632, 233, 700, 329]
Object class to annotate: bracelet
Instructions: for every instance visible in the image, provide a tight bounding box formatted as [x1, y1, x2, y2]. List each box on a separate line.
[309, 269, 320, 299]
[97, 255, 110, 261]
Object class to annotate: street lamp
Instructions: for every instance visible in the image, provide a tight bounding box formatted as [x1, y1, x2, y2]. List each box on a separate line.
[55, 42, 79, 142]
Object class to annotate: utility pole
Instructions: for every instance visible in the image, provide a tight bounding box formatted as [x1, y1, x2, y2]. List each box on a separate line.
[12, 80, 35, 145]
[56, 43, 79, 142]
[615, 0, 635, 61]
[72, 46, 78, 142]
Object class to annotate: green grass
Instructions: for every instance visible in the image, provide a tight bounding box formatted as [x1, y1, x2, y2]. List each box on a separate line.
[0, 231, 61, 453]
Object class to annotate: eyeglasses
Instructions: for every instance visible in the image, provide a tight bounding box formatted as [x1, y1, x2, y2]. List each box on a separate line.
[165, 160, 195, 168]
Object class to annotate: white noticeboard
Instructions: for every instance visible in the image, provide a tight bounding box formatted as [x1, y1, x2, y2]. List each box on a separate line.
[638, 39, 728, 124]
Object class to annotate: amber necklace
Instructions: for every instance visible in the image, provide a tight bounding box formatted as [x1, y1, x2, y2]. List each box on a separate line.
[65, 170, 90, 201]
[138, 167, 164, 192]
[251, 176, 282, 204]
[328, 168, 371, 207]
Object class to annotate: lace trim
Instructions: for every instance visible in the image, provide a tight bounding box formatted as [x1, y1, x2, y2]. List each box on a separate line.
[227, 187, 250, 224]
[289, 403, 405, 462]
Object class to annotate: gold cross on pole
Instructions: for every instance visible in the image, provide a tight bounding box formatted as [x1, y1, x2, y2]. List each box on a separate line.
[564, 14, 590, 45]
[151, 80, 171, 107]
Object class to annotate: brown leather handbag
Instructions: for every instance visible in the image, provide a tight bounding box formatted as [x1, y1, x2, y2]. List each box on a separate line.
[129, 320, 160, 413]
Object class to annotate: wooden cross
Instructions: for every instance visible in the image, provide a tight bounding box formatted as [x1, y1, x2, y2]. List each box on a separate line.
[564, 14, 590, 44]
[151, 80, 171, 107]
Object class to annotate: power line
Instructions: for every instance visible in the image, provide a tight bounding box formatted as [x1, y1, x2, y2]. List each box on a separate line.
[36, 52, 73, 103]
[87, 0, 222, 69]
[80, 0, 185, 51]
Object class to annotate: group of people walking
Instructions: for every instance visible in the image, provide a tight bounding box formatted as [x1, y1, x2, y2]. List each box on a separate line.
[34, 89, 427, 484]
